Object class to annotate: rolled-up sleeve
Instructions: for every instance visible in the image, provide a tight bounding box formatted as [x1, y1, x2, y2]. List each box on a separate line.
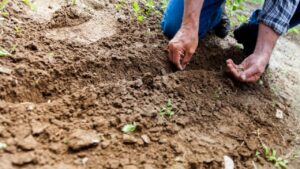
[258, 0, 300, 35]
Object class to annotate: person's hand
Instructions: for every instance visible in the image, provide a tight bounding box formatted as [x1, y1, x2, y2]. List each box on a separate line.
[168, 27, 198, 70]
[226, 52, 270, 82]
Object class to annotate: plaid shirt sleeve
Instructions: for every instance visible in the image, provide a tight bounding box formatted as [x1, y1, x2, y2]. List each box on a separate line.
[258, 0, 300, 35]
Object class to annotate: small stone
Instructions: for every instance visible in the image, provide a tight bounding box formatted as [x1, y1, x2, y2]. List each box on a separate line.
[67, 129, 100, 151]
[31, 121, 48, 135]
[137, 138, 144, 145]
[0, 66, 12, 74]
[136, 79, 143, 87]
[276, 109, 284, 119]
[141, 134, 151, 144]
[12, 153, 37, 166]
[101, 140, 110, 149]
[224, 155, 234, 169]
[27, 104, 35, 111]
[17, 135, 38, 151]
[122, 134, 137, 144]
[74, 157, 89, 165]
[159, 138, 168, 144]
[144, 164, 155, 169]
[124, 165, 138, 169]
[0, 142, 7, 149]
[161, 68, 167, 75]
[49, 143, 68, 154]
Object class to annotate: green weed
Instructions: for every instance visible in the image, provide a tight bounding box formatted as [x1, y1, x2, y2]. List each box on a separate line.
[0, 47, 10, 57]
[122, 122, 137, 133]
[0, 0, 10, 16]
[133, 1, 145, 22]
[288, 26, 300, 34]
[160, 99, 175, 117]
[226, 0, 247, 27]
[115, 0, 125, 11]
[256, 144, 289, 168]
[161, 0, 169, 11]
[22, 0, 37, 11]
[71, 0, 77, 6]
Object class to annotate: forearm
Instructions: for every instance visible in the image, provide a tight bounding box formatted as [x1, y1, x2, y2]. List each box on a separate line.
[181, 0, 204, 33]
[254, 23, 280, 58]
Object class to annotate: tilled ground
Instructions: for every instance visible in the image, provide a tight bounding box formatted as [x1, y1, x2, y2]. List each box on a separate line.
[0, 1, 299, 169]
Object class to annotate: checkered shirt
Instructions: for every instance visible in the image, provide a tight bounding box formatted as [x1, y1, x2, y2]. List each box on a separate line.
[258, 0, 300, 35]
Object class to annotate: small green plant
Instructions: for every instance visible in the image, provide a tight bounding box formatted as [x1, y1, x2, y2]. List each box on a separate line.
[288, 26, 300, 34]
[0, 47, 10, 57]
[145, 0, 155, 15]
[160, 99, 175, 117]
[257, 144, 289, 168]
[133, 1, 145, 22]
[161, 0, 169, 11]
[115, 0, 125, 11]
[14, 25, 22, 34]
[71, 0, 77, 6]
[122, 123, 137, 133]
[0, 0, 10, 16]
[226, 0, 248, 27]
[22, 0, 37, 11]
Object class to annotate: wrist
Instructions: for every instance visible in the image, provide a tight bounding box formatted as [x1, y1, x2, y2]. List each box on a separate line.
[180, 24, 199, 35]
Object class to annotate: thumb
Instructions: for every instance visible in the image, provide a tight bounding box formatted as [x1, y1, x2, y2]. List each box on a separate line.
[181, 52, 193, 69]
[240, 65, 259, 82]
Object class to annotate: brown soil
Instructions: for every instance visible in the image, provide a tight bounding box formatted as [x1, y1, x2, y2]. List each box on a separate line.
[0, 1, 299, 169]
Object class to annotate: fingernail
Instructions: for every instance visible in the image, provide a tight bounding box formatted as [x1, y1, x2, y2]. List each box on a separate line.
[241, 74, 246, 81]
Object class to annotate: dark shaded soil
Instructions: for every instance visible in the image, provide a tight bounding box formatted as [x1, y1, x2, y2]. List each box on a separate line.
[0, 1, 299, 169]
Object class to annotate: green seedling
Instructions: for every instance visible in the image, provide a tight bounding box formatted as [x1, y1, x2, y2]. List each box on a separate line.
[115, 0, 125, 11]
[14, 25, 22, 34]
[122, 122, 137, 133]
[22, 0, 37, 11]
[160, 99, 175, 117]
[288, 26, 300, 34]
[133, 1, 144, 22]
[0, 142, 7, 149]
[0, 0, 9, 16]
[10, 44, 17, 53]
[145, 0, 155, 15]
[71, 0, 77, 6]
[161, 0, 169, 11]
[260, 144, 289, 168]
[0, 47, 10, 57]
[226, 0, 248, 27]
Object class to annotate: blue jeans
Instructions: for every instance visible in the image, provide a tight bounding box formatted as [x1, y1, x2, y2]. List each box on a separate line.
[161, 0, 225, 39]
[161, 0, 300, 40]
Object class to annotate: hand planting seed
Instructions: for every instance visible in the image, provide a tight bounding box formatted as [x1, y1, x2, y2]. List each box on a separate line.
[122, 123, 137, 133]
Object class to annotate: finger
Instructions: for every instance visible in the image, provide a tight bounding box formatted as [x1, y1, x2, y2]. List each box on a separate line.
[173, 49, 183, 70]
[226, 59, 240, 79]
[181, 52, 193, 69]
[243, 75, 261, 82]
[226, 59, 240, 69]
[240, 65, 258, 81]
[168, 45, 173, 62]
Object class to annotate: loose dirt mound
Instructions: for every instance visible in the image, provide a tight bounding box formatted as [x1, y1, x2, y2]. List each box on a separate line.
[0, 1, 299, 169]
